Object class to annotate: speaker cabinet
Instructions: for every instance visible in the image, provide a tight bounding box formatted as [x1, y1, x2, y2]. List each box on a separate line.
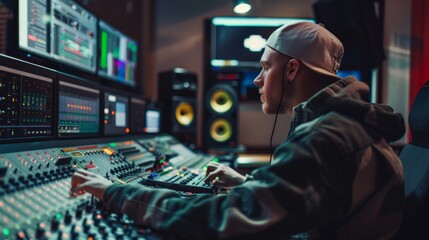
[313, 0, 384, 69]
[158, 69, 197, 146]
[203, 83, 238, 150]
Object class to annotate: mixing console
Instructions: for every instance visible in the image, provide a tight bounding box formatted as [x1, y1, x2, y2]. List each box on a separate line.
[0, 134, 215, 239]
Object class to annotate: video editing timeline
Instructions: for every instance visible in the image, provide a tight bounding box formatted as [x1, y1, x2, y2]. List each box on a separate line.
[58, 81, 100, 137]
[19, 0, 97, 72]
[104, 92, 129, 135]
[0, 134, 215, 239]
[98, 20, 138, 87]
[130, 97, 146, 134]
[0, 65, 53, 139]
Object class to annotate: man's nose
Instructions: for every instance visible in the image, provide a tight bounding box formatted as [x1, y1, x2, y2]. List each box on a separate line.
[254, 78, 263, 87]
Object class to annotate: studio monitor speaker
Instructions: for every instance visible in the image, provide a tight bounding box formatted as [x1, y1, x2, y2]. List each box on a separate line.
[203, 83, 238, 150]
[171, 95, 196, 133]
[158, 69, 197, 146]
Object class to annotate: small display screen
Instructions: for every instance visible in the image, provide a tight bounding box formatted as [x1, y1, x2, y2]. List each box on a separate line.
[104, 92, 129, 135]
[58, 80, 100, 137]
[0, 65, 54, 140]
[144, 109, 160, 134]
[337, 70, 363, 81]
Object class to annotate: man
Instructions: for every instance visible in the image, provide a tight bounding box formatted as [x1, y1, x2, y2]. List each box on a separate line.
[71, 22, 405, 239]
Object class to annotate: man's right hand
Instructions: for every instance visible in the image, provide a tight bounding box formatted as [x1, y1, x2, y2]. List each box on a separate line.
[204, 162, 246, 188]
[70, 169, 113, 200]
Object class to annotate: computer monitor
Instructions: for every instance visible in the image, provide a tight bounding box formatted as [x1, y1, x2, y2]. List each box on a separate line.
[240, 71, 260, 100]
[57, 74, 100, 137]
[208, 17, 315, 71]
[18, 0, 97, 72]
[0, 63, 54, 141]
[130, 96, 146, 134]
[337, 69, 363, 81]
[98, 20, 138, 87]
[103, 91, 129, 135]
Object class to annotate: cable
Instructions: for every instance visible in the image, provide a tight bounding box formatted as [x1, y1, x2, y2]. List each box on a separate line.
[269, 63, 287, 164]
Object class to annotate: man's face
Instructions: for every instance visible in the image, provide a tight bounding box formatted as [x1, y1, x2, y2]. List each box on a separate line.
[254, 47, 289, 114]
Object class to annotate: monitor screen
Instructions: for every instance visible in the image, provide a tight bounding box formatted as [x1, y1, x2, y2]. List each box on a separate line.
[209, 17, 315, 71]
[240, 71, 260, 100]
[98, 20, 138, 87]
[0, 65, 54, 140]
[337, 69, 363, 81]
[58, 79, 100, 137]
[144, 108, 160, 134]
[130, 97, 146, 134]
[18, 0, 97, 72]
[104, 92, 129, 135]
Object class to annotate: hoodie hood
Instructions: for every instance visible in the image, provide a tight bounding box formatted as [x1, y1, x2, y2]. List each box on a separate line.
[291, 77, 405, 142]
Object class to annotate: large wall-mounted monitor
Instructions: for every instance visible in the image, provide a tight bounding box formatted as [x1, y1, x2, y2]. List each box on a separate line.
[57, 74, 100, 137]
[103, 91, 129, 135]
[208, 17, 315, 71]
[0, 62, 54, 141]
[18, 0, 97, 73]
[206, 17, 315, 101]
[98, 20, 138, 87]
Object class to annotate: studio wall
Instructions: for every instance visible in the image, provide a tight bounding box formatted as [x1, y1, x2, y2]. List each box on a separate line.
[153, 0, 314, 149]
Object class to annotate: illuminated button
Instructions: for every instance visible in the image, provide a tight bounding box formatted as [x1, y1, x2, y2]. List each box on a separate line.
[16, 231, 27, 240]
[2, 228, 10, 237]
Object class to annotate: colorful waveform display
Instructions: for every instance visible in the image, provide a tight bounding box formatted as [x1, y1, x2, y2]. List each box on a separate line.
[98, 20, 137, 87]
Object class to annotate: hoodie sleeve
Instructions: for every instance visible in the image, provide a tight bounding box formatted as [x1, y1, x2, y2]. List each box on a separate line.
[103, 115, 366, 240]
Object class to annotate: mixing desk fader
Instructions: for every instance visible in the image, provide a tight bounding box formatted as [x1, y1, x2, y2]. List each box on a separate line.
[137, 135, 215, 194]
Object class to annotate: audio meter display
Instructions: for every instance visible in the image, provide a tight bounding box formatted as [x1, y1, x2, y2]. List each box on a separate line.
[0, 65, 54, 140]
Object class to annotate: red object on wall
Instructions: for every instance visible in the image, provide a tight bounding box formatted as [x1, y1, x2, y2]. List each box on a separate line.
[410, 0, 429, 141]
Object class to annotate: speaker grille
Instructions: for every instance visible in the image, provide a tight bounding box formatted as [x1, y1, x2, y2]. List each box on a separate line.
[175, 101, 195, 126]
[206, 84, 237, 115]
[209, 117, 233, 143]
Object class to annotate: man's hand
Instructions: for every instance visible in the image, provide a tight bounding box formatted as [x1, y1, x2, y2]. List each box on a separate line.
[70, 169, 112, 200]
[205, 162, 246, 188]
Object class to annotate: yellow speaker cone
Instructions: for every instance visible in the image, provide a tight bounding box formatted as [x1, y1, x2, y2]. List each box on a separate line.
[210, 118, 232, 142]
[210, 90, 233, 113]
[175, 102, 194, 126]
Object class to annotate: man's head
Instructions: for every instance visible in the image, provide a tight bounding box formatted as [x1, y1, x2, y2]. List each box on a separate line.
[254, 22, 344, 116]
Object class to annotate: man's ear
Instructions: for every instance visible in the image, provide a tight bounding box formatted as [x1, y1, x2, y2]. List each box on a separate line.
[286, 59, 300, 83]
